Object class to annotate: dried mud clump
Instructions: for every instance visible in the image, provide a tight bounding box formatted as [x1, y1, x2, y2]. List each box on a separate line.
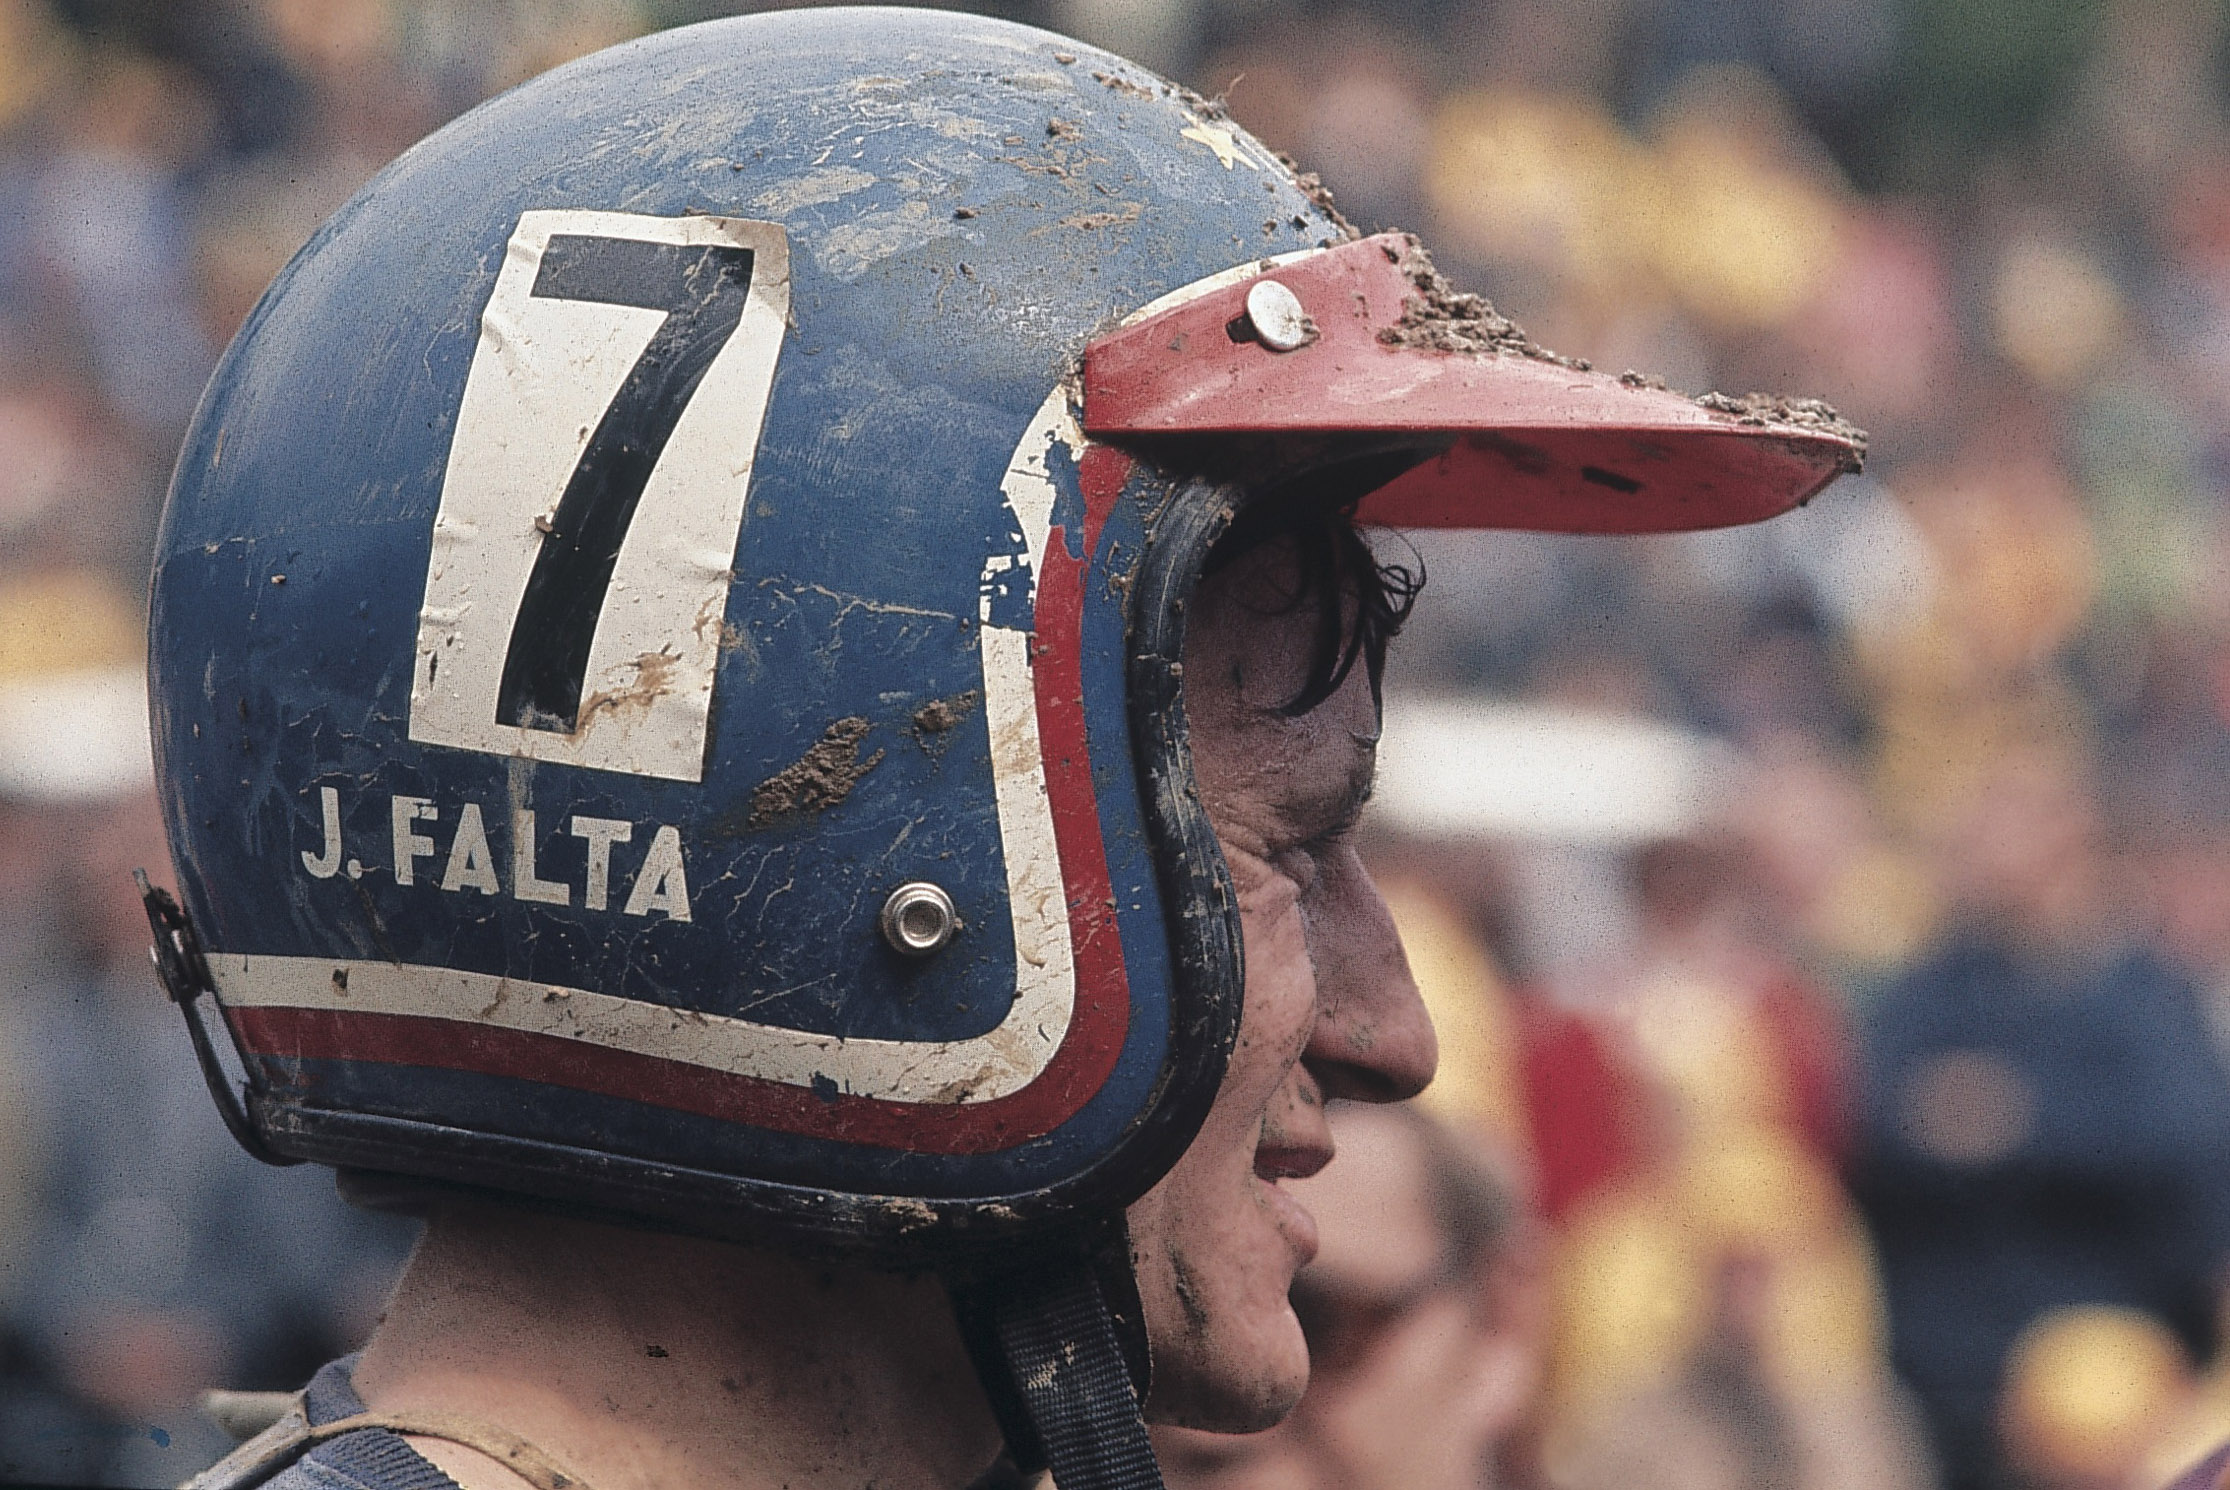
[1376, 237, 1589, 370]
[749, 717, 885, 828]
[1132, 80, 1355, 243]
[1062, 205, 1141, 231]
[1272, 152, 1359, 240]
[911, 690, 980, 738]
[1172, 81, 1231, 121]
[1697, 391, 1869, 455]
[1093, 69, 1154, 100]
[1373, 238, 1869, 465]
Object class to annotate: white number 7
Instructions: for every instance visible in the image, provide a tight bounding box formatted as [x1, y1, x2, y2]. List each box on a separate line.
[409, 210, 790, 783]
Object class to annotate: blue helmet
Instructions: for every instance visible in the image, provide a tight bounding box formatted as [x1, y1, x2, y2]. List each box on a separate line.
[146, 9, 1856, 1268]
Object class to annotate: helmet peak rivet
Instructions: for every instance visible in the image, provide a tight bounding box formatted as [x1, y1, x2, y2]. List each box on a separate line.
[881, 882, 959, 956]
[1245, 278, 1314, 351]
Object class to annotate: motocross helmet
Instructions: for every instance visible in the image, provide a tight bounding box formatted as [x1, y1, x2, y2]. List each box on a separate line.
[145, 8, 1858, 1482]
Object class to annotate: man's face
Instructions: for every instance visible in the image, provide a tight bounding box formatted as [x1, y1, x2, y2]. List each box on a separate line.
[1128, 534, 1437, 1432]
[1155, 1106, 1540, 1490]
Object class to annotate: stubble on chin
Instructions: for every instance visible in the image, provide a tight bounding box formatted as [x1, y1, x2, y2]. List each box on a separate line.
[1133, 1224, 1309, 1433]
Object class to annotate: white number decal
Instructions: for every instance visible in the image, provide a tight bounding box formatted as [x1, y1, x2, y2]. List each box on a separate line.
[408, 210, 790, 782]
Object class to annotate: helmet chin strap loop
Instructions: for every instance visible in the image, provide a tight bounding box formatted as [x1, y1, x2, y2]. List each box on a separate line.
[949, 1238, 1163, 1490]
[135, 870, 302, 1170]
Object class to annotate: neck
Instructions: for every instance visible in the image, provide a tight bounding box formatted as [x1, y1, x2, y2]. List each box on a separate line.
[353, 1203, 1004, 1490]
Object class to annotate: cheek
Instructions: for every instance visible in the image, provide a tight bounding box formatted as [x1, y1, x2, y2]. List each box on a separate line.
[1154, 863, 1317, 1192]
[1125, 863, 1324, 1429]
[1232, 873, 1318, 1088]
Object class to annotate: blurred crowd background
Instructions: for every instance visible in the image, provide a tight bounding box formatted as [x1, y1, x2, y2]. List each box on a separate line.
[4, 0, 2230, 1487]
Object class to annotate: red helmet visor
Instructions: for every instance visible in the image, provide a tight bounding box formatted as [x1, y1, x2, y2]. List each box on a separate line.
[1080, 233, 1863, 535]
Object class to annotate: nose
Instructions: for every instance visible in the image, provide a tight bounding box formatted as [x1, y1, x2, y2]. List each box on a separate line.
[1300, 844, 1436, 1102]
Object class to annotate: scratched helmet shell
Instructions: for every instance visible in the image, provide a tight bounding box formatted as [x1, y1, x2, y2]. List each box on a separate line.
[146, 8, 1858, 1261]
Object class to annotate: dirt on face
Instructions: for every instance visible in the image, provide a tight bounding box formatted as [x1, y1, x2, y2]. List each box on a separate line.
[749, 717, 885, 828]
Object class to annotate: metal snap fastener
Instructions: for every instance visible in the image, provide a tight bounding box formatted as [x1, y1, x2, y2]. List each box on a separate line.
[881, 881, 959, 956]
[1245, 278, 1316, 351]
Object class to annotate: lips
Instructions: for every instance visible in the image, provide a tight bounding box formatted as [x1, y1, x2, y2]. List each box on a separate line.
[1255, 1072, 1337, 1184]
[1254, 1124, 1333, 1273]
[1254, 1138, 1334, 1183]
[1257, 1169, 1323, 1271]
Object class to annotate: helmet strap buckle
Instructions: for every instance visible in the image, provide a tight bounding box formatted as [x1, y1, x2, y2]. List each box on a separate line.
[134, 869, 301, 1169]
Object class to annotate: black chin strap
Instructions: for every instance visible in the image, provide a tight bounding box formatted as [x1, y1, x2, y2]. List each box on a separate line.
[950, 1239, 1163, 1490]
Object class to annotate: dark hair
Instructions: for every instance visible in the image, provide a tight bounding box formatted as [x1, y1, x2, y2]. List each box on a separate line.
[1198, 455, 1426, 717]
